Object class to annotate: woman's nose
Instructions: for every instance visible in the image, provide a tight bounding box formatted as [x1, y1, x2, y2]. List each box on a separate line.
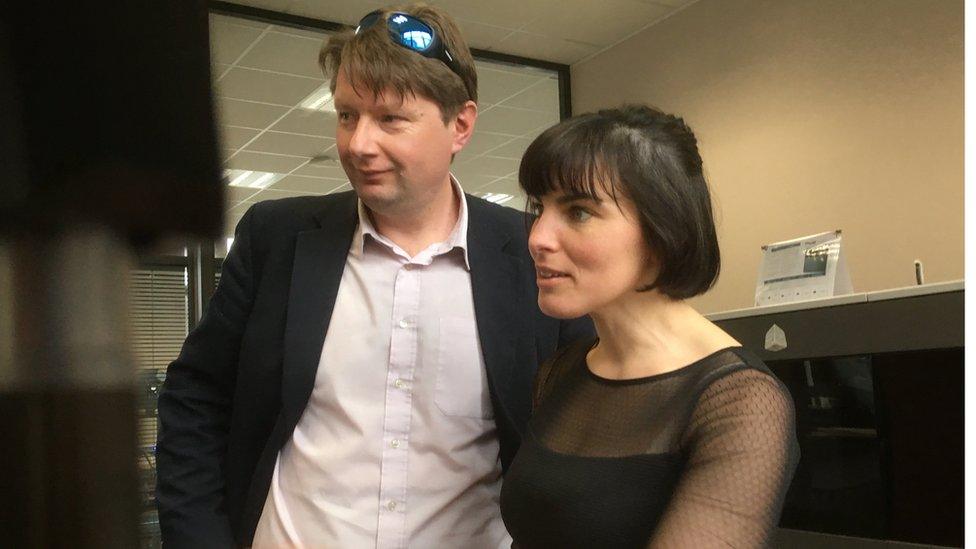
[528, 212, 558, 259]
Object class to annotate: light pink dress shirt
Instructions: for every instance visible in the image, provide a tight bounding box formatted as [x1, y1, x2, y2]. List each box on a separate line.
[252, 178, 511, 549]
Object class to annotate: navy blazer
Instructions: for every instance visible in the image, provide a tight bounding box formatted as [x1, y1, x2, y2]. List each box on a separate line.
[156, 191, 594, 548]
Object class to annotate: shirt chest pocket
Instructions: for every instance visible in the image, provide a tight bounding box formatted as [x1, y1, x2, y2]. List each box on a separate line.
[435, 319, 494, 419]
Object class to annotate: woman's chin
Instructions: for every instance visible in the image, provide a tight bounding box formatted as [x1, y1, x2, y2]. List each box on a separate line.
[538, 297, 588, 320]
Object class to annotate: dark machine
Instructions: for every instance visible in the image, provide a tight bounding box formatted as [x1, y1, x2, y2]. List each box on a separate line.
[711, 284, 963, 548]
[0, 2, 222, 547]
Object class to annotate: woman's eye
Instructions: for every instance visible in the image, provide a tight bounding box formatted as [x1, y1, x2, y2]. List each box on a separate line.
[568, 206, 592, 222]
[528, 201, 543, 215]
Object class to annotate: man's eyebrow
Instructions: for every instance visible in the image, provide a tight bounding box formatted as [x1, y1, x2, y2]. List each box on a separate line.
[556, 193, 602, 205]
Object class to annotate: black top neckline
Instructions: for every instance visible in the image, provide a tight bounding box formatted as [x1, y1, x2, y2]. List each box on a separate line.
[583, 339, 745, 386]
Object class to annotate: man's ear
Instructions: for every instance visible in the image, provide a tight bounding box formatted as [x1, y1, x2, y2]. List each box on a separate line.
[450, 100, 478, 155]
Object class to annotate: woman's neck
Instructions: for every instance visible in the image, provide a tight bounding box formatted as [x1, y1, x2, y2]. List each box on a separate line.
[587, 291, 739, 380]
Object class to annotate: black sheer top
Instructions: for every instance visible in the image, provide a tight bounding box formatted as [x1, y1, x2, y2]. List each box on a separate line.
[500, 337, 799, 548]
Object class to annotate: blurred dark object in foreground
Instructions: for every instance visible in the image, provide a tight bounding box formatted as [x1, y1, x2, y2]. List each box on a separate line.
[0, 1, 221, 547]
[0, 0, 222, 243]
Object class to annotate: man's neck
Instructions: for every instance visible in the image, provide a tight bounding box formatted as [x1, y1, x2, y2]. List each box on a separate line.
[369, 182, 461, 258]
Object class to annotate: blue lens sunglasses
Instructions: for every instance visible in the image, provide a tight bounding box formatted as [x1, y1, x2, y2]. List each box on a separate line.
[355, 10, 463, 81]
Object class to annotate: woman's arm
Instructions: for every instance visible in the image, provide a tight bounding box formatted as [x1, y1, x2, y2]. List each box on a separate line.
[647, 369, 800, 548]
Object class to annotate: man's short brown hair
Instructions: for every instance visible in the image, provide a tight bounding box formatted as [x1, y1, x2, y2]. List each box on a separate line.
[319, 3, 477, 123]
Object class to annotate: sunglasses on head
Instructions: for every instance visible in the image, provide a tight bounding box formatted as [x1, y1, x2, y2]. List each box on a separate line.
[356, 10, 463, 81]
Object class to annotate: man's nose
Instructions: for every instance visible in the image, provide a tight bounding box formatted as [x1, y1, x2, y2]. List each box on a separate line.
[347, 118, 379, 157]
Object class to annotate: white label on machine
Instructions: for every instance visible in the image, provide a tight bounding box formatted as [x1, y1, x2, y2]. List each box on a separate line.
[755, 230, 852, 306]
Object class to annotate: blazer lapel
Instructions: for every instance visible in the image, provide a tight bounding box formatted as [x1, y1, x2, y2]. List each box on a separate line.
[466, 197, 525, 423]
[279, 193, 358, 431]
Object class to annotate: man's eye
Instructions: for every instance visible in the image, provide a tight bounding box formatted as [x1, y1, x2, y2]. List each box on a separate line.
[381, 114, 403, 123]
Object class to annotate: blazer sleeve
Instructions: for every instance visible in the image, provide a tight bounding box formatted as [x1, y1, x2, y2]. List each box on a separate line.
[155, 205, 260, 548]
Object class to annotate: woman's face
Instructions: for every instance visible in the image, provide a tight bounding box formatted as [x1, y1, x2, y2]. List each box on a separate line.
[527, 184, 654, 319]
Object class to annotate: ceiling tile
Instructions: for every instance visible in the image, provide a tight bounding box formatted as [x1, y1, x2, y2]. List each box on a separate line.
[292, 161, 348, 179]
[480, 177, 523, 197]
[244, 131, 335, 157]
[487, 136, 533, 159]
[210, 20, 265, 65]
[224, 186, 262, 208]
[271, 175, 341, 193]
[251, 189, 327, 202]
[500, 77, 560, 112]
[238, 31, 327, 79]
[477, 67, 546, 105]
[225, 151, 309, 173]
[455, 18, 516, 51]
[287, 0, 387, 26]
[269, 23, 332, 41]
[431, 0, 549, 31]
[637, 0, 696, 7]
[455, 174, 503, 192]
[475, 59, 557, 79]
[461, 131, 515, 157]
[458, 155, 519, 177]
[226, 0, 294, 13]
[224, 201, 256, 236]
[210, 13, 269, 30]
[522, 0, 669, 47]
[217, 67, 322, 105]
[219, 126, 261, 150]
[476, 105, 558, 135]
[216, 97, 291, 128]
[494, 31, 600, 65]
[213, 63, 233, 79]
[271, 108, 337, 138]
[327, 182, 353, 194]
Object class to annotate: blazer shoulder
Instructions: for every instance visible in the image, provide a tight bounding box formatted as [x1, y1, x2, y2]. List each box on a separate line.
[244, 191, 356, 235]
[465, 193, 529, 240]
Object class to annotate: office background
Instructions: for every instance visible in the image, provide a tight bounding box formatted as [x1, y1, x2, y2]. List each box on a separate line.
[28, 0, 954, 547]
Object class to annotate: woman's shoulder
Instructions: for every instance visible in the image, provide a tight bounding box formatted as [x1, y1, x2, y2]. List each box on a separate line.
[690, 347, 794, 418]
[532, 336, 597, 409]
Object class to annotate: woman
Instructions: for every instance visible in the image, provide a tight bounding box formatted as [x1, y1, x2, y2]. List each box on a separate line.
[499, 105, 799, 548]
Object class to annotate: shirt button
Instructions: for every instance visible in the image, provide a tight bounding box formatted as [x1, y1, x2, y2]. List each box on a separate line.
[387, 500, 397, 511]
[398, 318, 410, 329]
[390, 439, 401, 449]
[394, 379, 406, 389]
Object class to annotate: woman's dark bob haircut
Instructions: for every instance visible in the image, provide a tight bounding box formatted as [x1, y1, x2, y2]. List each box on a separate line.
[519, 104, 720, 299]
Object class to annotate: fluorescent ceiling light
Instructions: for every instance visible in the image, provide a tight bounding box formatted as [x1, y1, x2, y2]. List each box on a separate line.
[480, 192, 515, 205]
[224, 169, 282, 189]
[299, 83, 336, 112]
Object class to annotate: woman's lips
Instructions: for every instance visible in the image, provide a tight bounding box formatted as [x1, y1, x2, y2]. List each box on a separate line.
[536, 266, 570, 288]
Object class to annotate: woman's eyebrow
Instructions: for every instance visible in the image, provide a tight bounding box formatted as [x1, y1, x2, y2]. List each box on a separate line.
[556, 193, 602, 205]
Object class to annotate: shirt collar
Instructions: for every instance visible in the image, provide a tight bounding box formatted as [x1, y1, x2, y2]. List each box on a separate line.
[350, 174, 471, 269]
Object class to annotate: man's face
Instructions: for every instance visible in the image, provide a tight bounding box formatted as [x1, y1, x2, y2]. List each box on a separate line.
[333, 68, 465, 217]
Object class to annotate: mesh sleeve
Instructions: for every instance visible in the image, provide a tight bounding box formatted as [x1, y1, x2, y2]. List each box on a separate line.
[647, 369, 799, 548]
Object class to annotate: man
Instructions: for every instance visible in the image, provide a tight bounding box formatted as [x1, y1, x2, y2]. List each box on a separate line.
[156, 4, 592, 548]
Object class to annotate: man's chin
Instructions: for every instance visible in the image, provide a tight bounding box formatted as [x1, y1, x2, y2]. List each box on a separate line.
[353, 183, 402, 212]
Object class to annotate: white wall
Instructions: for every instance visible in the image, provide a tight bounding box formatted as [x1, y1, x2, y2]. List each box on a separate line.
[572, 0, 964, 313]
